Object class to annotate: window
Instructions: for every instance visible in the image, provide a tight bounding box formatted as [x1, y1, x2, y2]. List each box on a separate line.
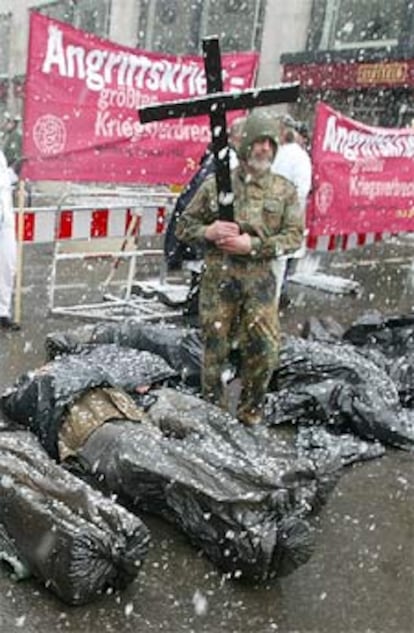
[137, 0, 265, 55]
[223, 0, 250, 14]
[36, 0, 111, 36]
[206, 0, 265, 52]
[307, 0, 407, 51]
[0, 12, 11, 77]
[333, 0, 406, 49]
[137, 0, 199, 54]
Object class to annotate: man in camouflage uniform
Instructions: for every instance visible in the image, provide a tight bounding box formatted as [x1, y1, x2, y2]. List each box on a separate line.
[176, 110, 303, 425]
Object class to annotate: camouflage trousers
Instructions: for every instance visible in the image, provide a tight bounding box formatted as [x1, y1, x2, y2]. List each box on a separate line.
[199, 258, 280, 417]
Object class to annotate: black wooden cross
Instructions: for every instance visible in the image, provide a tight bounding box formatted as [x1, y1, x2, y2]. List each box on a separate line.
[138, 37, 299, 221]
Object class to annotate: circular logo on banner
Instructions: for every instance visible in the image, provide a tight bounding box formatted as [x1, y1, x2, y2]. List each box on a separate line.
[315, 182, 334, 215]
[33, 115, 67, 155]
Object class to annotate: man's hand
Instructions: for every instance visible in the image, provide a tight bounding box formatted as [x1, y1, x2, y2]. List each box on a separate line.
[218, 232, 252, 255]
[205, 220, 239, 242]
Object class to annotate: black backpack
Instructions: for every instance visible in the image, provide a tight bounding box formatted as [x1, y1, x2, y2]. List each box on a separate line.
[164, 150, 215, 270]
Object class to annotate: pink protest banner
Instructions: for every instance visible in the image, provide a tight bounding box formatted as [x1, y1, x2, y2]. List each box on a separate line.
[307, 102, 414, 237]
[22, 12, 258, 185]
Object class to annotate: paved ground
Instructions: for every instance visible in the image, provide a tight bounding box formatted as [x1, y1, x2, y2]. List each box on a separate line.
[0, 237, 413, 633]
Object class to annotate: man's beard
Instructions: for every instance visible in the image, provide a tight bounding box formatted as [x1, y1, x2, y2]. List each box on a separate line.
[246, 155, 272, 173]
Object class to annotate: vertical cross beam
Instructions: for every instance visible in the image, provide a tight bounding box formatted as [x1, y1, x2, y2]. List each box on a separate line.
[202, 37, 234, 221]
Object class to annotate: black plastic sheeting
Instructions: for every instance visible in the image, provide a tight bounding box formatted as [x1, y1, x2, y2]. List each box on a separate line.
[45, 321, 202, 385]
[342, 311, 414, 408]
[0, 431, 150, 605]
[43, 316, 414, 451]
[1, 354, 337, 582]
[2, 314, 414, 587]
[296, 426, 385, 466]
[1, 345, 177, 460]
[64, 387, 334, 582]
[265, 335, 414, 450]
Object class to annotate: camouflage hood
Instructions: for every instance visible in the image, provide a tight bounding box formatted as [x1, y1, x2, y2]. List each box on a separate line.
[237, 110, 279, 161]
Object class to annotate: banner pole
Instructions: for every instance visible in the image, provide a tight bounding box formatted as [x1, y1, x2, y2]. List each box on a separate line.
[14, 179, 25, 324]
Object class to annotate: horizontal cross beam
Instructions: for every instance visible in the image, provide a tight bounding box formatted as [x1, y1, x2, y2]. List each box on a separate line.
[138, 83, 300, 124]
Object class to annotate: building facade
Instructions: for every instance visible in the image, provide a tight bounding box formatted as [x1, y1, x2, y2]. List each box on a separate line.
[2, 1, 409, 131]
[0, 0, 310, 119]
[283, 0, 414, 127]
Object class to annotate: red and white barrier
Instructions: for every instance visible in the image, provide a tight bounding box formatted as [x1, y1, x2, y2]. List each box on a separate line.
[306, 231, 388, 251]
[15, 205, 168, 243]
[15, 203, 396, 252]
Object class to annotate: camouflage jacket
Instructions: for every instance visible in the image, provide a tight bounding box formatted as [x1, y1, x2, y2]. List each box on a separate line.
[175, 166, 304, 262]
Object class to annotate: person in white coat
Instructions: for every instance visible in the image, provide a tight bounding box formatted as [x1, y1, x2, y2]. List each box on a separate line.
[0, 149, 19, 330]
[272, 115, 312, 215]
[271, 116, 312, 305]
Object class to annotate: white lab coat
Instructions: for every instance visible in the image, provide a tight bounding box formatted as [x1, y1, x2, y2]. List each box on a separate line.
[271, 142, 312, 213]
[271, 142, 313, 301]
[0, 150, 16, 318]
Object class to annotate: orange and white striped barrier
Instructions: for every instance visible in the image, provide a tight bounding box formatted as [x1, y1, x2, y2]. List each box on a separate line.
[14, 204, 169, 243]
[306, 231, 388, 252]
[13, 184, 395, 253]
[17, 207, 393, 252]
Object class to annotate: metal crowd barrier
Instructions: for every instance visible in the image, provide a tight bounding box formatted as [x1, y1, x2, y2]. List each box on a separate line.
[16, 188, 192, 322]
